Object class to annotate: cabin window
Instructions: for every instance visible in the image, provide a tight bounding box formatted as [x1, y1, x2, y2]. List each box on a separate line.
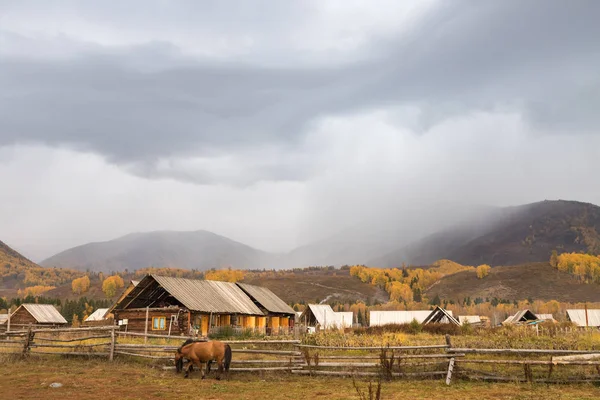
[152, 316, 166, 330]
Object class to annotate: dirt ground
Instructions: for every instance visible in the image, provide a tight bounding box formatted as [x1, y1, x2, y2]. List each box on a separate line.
[1, 358, 600, 400]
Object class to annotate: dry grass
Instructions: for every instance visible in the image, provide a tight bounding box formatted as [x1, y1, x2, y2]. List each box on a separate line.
[1, 357, 600, 400]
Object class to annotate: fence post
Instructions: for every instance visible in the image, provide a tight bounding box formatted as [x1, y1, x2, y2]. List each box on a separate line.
[109, 326, 116, 361]
[524, 364, 533, 382]
[21, 324, 33, 359]
[144, 307, 149, 344]
[445, 357, 455, 385]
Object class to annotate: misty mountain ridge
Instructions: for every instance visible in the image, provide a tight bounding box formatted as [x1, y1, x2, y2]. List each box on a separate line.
[38, 200, 600, 272]
[374, 200, 600, 267]
[40, 230, 278, 273]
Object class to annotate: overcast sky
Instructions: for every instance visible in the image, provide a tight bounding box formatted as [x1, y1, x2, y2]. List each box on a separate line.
[1, 0, 599, 261]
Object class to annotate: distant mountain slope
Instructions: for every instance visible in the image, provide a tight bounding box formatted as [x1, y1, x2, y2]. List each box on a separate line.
[0, 240, 82, 293]
[40, 230, 277, 273]
[284, 203, 498, 268]
[374, 200, 600, 267]
[0, 239, 38, 269]
[425, 262, 600, 303]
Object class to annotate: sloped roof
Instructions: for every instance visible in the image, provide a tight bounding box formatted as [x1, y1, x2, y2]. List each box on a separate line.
[369, 310, 433, 326]
[84, 308, 110, 322]
[107, 280, 141, 314]
[0, 314, 8, 324]
[423, 307, 460, 325]
[236, 283, 295, 315]
[458, 315, 482, 324]
[567, 309, 600, 327]
[300, 304, 352, 328]
[16, 304, 67, 324]
[117, 275, 264, 315]
[503, 310, 538, 324]
[535, 314, 555, 321]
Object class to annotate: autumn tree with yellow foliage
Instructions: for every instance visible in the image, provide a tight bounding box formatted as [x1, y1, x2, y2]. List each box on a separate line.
[102, 275, 125, 298]
[72, 276, 91, 294]
[476, 264, 491, 279]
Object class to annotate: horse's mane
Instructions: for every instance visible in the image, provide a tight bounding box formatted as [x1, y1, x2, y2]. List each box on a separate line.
[178, 338, 204, 352]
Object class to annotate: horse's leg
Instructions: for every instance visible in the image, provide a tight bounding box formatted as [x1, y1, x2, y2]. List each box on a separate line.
[184, 359, 194, 378]
[199, 361, 206, 379]
[216, 358, 223, 380]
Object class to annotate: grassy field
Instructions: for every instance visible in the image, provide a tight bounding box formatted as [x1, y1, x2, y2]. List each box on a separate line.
[1, 357, 600, 400]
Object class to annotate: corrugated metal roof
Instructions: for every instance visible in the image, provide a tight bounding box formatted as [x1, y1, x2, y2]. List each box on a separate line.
[236, 283, 295, 315]
[300, 304, 352, 328]
[84, 308, 110, 322]
[536, 314, 554, 321]
[151, 275, 264, 315]
[567, 309, 600, 327]
[18, 304, 67, 324]
[458, 315, 481, 324]
[369, 310, 432, 326]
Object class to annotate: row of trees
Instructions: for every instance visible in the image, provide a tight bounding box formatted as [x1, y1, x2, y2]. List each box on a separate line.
[16, 285, 56, 297]
[1, 261, 83, 287]
[551, 251, 600, 283]
[349, 260, 484, 304]
[205, 268, 245, 282]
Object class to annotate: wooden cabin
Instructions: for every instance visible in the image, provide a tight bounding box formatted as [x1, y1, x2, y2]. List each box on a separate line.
[9, 304, 67, 328]
[236, 283, 296, 335]
[112, 275, 265, 337]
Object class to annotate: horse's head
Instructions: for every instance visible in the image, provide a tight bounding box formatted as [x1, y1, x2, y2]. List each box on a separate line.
[175, 349, 184, 373]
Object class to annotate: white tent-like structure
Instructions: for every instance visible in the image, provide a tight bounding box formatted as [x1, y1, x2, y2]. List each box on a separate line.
[84, 308, 110, 322]
[567, 309, 600, 327]
[369, 310, 433, 326]
[300, 304, 353, 329]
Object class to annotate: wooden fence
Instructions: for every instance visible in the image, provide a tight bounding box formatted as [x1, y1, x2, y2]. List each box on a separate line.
[2, 327, 600, 384]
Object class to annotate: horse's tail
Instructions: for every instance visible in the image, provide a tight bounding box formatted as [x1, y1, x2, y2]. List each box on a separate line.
[224, 344, 232, 372]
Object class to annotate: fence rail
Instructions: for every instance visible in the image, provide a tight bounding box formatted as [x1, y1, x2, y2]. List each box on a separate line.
[2, 327, 600, 383]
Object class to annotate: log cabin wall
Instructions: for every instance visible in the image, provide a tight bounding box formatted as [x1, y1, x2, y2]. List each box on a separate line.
[115, 308, 190, 335]
[9, 307, 38, 325]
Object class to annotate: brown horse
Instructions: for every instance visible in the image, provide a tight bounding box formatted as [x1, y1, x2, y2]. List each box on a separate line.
[175, 339, 232, 379]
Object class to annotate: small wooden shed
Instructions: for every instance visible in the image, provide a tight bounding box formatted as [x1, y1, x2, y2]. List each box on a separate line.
[9, 304, 67, 328]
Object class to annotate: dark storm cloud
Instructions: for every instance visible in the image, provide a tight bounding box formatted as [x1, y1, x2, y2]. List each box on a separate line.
[1, 0, 599, 184]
